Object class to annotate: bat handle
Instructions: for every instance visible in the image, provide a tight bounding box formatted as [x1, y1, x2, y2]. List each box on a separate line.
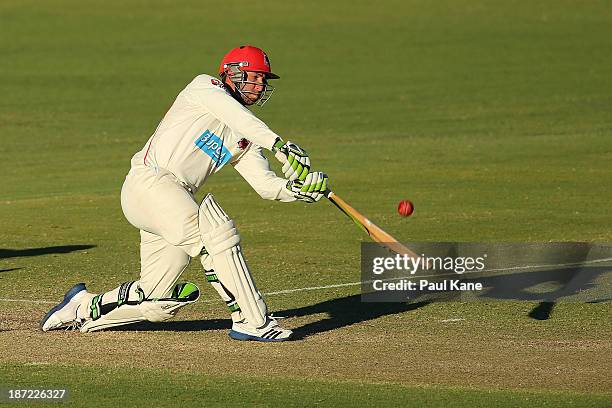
[323, 189, 333, 199]
[274, 149, 288, 163]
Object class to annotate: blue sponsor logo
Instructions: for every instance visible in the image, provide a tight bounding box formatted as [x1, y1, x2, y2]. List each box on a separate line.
[195, 130, 232, 169]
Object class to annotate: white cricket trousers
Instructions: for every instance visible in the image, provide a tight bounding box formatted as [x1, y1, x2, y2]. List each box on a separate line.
[120, 164, 205, 298]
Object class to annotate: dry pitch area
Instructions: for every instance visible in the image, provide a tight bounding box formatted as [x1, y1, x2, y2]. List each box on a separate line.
[1, 287, 610, 406]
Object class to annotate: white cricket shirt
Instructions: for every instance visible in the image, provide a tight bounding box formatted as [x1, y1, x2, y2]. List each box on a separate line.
[130, 74, 295, 202]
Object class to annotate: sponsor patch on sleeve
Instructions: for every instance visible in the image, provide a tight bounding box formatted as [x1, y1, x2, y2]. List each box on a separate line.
[195, 130, 232, 169]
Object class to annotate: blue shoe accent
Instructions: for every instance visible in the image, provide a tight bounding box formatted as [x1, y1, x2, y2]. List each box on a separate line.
[39, 283, 86, 331]
[228, 329, 291, 342]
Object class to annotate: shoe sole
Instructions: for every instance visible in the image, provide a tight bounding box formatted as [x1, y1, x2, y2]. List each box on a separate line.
[39, 283, 87, 331]
[228, 329, 291, 342]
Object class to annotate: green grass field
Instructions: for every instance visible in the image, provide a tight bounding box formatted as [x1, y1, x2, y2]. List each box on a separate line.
[1, 0, 611, 406]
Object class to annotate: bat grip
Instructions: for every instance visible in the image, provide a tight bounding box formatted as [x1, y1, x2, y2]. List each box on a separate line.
[274, 149, 287, 163]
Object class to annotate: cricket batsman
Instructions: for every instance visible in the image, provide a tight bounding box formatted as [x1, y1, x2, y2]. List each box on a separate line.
[40, 45, 328, 342]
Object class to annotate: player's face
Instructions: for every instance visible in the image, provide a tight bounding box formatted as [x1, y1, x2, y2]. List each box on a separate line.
[240, 71, 267, 105]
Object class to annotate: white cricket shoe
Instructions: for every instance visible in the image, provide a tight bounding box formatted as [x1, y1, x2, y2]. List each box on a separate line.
[40, 283, 88, 331]
[229, 316, 292, 342]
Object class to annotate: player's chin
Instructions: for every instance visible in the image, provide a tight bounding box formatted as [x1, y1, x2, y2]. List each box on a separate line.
[244, 92, 263, 104]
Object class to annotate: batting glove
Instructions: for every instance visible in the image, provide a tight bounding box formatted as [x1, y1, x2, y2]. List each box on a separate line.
[273, 139, 310, 181]
[286, 171, 329, 203]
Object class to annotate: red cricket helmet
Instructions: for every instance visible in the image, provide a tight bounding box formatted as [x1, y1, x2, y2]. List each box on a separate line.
[219, 45, 280, 79]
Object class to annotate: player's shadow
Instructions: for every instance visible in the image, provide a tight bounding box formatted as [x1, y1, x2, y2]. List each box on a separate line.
[0, 268, 22, 273]
[278, 295, 430, 340]
[482, 265, 607, 321]
[0, 245, 96, 259]
[528, 302, 555, 320]
[108, 295, 428, 337]
[103, 265, 610, 333]
[408, 266, 609, 321]
[108, 318, 231, 332]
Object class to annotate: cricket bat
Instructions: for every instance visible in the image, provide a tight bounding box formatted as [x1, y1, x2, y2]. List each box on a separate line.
[273, 149, 419, 259]
[324, 190, 420, 259]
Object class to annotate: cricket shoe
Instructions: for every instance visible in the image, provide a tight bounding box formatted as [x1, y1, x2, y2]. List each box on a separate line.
[229, 316, 292, 342]
[40, 283, 89, 331]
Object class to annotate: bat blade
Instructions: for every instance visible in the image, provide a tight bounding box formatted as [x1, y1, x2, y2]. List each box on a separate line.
[326, 191, 419, 259]
[270, 149, 418, 259]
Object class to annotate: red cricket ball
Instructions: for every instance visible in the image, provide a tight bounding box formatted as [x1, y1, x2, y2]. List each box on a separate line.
[397, 200, 414, 217]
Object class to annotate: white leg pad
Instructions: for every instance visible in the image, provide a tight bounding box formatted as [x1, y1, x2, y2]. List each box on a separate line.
[199, 193, 267, 327]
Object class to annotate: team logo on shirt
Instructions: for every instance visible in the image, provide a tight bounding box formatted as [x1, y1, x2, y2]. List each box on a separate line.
[195, 130, 232, 169]
[238, 138, 250, 150]
[210, 78, 223, 88]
